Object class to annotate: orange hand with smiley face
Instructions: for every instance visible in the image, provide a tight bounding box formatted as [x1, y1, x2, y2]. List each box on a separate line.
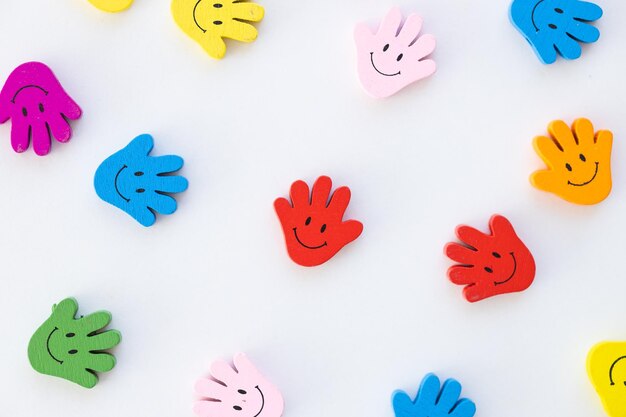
[274, 176, 363, 267]
[530, 118, 613, 205]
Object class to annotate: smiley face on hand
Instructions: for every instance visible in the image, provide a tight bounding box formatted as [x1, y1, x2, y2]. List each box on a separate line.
[587, 341, 626, 417]
[445, 215, 536, 303]
[274, 176, 363, 267]
[531, 118, 613, 205]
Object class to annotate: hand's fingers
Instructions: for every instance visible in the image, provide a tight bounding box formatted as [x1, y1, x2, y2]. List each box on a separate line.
[126, 134, 154, 156]
[203, 36, 227, 60]
[450, 398, 476, 417]
[548, 120, 577, 149]
[48, 113, 72, 143]
[311, 176, 332, 208]
[445, 243, 476, 265]
[85, 352, 116, 373]
[339, 220, 363, 243]
[220, 20, 258, 43]
[195, 377, 228, 398]
[572, 1, 603, 21]
[415, 373, 441, 407]
[532, 37, 558, 64]
[436, 379, 462, 412]
[463, 285, 488, 303]
[407, 60, 436, 82]
[193, 400, 221, 417]
[289, 180, 310, 208]
[10, 120, 30, 153]
[455, 225, 488, 250]
[566, 21, 600, 43]
[489, 215, 514, 237]
[31, 120, 51, 156]
[530, 169, 558, 192]
[53, 298, 79, 320]
[149, 155, 185, 174]
[377, 7, 403, 38]
[326, 186, 351, 218]
[132, 206, 157, 227]
[233, 353, 260, 376]
[230, 2, 264, 22]
[153, 175, 189, 194]
[396, 13, 423, 45]
[86, 329, 121, 351]
[74, 369, 99, 389]
[274, 197, 293, 219]
[408, 34, 436, 59]
[60, 97, 82, 120]
[391, 391, 414, 417]
[78, 311, 112, 333]
[147, 193, 178, 215]
[554, 33, 582, 60]
[210, 359, 237, 386]
[595, 129, 613, 152]
[572, 118, 595, 148]
[448, 266, 476, 285]
[354, 22, 373, 44]
[533, 135, 564, 168]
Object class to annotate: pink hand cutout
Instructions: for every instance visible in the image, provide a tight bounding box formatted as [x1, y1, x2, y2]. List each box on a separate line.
[0, 62, 81, 156]
[354, 8, 436, 98]
[194, 353, 284, 417]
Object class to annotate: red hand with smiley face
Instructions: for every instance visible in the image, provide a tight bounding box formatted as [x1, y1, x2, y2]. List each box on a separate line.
[444, 215, 535, 303]
[274, 176, 363, 267]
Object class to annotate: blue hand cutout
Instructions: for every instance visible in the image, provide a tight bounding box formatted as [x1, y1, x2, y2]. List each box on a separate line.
[510, 0, 602, 64]
[94, 134, 188, 227]
[392, 374, 476, 417]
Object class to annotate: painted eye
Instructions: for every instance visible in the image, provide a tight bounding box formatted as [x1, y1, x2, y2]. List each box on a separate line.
[305, 217, 311, 226]
[68, 349, 78, 355]
[492, 252, 501, 258]
[396, 53, 403, 61]
[565, 163, 572, 172]
[554, 8, 564, 13]
[484, 267, 493, 273]
[213, 3, 223, 7]
[238, 389, 247, 394]
[38, 103, 45, 113]
[320, 224, 327, 233]
[383, 44, 389, 52]
[136, 188, 145, 193]
[213, 20, 223, 25]
[579, 153, 586, 162]
[233, 406, 242, 411]
[548, 23, 557, 29]
[65, 333, 75, 338]
[22, 107, 27, 117]
[134, 171, 144, 176]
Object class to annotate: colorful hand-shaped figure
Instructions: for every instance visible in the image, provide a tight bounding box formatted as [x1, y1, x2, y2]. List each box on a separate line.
[171, 0, 264, 59]
[94, 134, 189, 227]
[393, 373, 476, 417]
[0, 62, 81, 156]
[194, 353, 284, 417]
[531, 118, 612, 205]
[354, 7, 436, 98]
[510, 0, 603, 64]
[587, 341, 626, 417]
[88, 0, 133, 12]
[274, 176, 363, 267]
[445, 215, 535, 303]
[28, 298, 121, 388]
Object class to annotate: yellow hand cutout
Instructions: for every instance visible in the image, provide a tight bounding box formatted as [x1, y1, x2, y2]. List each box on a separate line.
[588, 341, 626, 417]
[530, 118, 613, 205]
[171, 0, 264, 59]
[88, 0, 133, 12]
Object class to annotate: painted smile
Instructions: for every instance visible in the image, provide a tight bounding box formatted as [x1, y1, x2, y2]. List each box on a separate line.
[292, 228, 327, 250]
[369, 52, 401, 77]
[531, 0, 545, 31]
[193, 0, 207, 33]
[609, 356, 626, 386]
[46, 327, 63, 365]
[494, 252, 517, 286]
[568, 162, 599, 187]
[114, 165, 130, 202]
[253, 386, 265, 417]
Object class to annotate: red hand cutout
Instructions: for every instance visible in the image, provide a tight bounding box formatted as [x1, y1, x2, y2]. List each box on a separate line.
[444, 215, 535, 303]
[274, 176, 363, 267]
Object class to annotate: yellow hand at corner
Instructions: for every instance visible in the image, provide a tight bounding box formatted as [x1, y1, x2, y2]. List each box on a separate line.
[588, 341, 626, 417]
[88, 0, 134, 12]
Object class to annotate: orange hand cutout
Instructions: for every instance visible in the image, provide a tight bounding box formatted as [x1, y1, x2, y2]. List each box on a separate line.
[531, 118, 613, 205]
[274, 176, 363, 267]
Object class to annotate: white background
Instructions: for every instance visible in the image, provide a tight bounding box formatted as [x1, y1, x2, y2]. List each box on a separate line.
[0, 1, 625, 416]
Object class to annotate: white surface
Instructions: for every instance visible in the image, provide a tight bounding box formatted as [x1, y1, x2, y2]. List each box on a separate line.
[0, 1, 625, 416]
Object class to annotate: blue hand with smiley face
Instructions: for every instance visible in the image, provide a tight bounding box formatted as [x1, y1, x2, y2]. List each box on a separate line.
[94, 134, 188, 227]
[510, 0, 602, 64]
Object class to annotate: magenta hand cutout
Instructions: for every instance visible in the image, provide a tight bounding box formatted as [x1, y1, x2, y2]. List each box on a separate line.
[354, 8, 436, 98]
[0, 62, 81, 156]
[194, 353, 284, 417]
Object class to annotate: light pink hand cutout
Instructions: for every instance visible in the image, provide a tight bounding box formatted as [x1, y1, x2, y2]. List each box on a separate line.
[194, 353, 284, 417]
[354, 8, 436, 98]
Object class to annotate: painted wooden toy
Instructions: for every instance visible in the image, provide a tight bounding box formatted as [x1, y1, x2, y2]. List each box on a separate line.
[28, 298, 121, 388]
[587, 341, 626, 417]
[88, 0, 133, 12]
[194, 353, 284, 417]
[171, 0, 264, 59]
[0, 62, 81, 156]
[354, 7, 436, 98]
[274, 175, 363, 267]
[445, 215, 535, 303]
[530, 118, 613, 205]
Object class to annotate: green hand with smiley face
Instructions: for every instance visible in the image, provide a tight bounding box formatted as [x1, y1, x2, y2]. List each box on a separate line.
[28, 298, 121, 388]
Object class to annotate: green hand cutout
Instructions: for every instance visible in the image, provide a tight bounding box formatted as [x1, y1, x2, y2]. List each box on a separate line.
[27, 298, 121, 388]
